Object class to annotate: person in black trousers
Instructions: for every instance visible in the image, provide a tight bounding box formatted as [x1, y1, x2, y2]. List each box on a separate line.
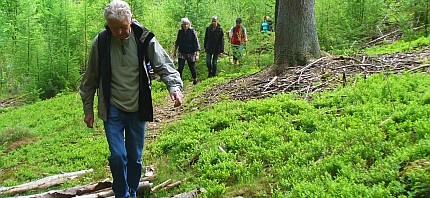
[173, 18, 200, 85]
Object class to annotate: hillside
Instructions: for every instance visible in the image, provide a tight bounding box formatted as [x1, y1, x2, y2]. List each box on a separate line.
[149, 47, 430, 134]
[0, 48, 430, 197]
[145, 47, 430, 197]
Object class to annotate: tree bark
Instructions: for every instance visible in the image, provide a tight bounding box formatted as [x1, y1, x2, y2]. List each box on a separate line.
[274, 0, 321, 75]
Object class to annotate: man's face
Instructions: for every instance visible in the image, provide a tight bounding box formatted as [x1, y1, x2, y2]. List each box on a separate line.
[212, 19, 218, 27]
[107, 18, 132, 40]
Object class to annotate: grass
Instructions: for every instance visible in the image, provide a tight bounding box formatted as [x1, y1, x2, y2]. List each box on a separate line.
[328, 35, 430, 56]
[146, 73, 430, 197]
[1, 38, 430, 197]
[364, 35, 430, 55]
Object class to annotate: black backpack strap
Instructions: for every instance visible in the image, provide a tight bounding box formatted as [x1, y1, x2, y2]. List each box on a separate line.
[97, 29, 112, 114]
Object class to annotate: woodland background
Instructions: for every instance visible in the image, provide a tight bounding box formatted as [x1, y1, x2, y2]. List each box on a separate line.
[0, 0, 429, 101]
[1, 0, 430, 197]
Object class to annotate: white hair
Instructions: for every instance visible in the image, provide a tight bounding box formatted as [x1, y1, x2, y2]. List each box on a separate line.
[104, 0, 132, 21]
[181, 18, 191, 25]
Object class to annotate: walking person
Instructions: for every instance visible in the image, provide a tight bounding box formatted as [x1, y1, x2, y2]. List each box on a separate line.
[227, 17, 247, 65]
[204, 16, 224, 77]
[261, 15, 274, 33]
[173, 18, 200, 85]
[79, 1, 183, 197]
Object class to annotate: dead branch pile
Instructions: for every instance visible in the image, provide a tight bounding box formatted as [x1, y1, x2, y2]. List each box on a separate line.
[202, 48, 430, 103]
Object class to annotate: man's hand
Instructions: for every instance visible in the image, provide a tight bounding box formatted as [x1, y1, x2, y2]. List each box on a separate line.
[84, 113, 94, 128]
[171, 91, 183, 107]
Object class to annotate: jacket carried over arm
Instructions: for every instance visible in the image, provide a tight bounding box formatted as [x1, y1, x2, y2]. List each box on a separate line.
[80, 20, 182, 122]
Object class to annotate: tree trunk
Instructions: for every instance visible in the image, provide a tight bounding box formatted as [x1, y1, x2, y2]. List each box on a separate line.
[274, 0, 320, 75]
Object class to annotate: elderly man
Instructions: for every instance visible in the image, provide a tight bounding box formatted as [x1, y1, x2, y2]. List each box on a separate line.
[79, 0, 183, 197]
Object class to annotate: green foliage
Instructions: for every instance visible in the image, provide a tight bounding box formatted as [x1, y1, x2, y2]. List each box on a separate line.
[37, 71, 67, 99]
[2, 71, 430, 197]
[316, 0, 387, 52]
[0, 126, 35, 150]
[146, 73, 430, 197]
[1, 0, 430, 196]
[364, 35, 430, 55]
[0, 93, 109, 186]
[2, 0, 429, 100]
[316, 0, 430, 53]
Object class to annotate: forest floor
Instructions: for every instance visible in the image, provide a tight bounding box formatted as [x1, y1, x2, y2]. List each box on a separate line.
[147, 47, 430, 138]
[1, 47, 429, 197]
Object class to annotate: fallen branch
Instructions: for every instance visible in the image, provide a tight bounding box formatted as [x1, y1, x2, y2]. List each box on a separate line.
[74, 188, 114, 198]
[296, 57, 327, 75]
[140, 174, 157, 182]
[262, 76, 278, 92]
[164, 178, 187, 190]
[218, 146, 226, 153]
[365, 29, 399, 46]
[16, 181, 111, 198]
[172, 187, 206, 198]
[75, 181, 152, 198]
[151, 179, 171, 192]
[408, 64, 430, 72]
[0, 169, 93, 196]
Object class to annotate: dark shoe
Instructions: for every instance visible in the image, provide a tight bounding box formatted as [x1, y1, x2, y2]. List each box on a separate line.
[193, 79, 198, 85]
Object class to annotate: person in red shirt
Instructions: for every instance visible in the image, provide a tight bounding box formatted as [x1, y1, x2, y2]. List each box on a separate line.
[227, 18, 247, 65]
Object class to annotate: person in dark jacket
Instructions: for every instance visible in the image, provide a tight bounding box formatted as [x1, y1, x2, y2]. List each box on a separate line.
[79, 1, 183, 197]
[204, 16, 224, 77]
[173, 18, 200, 85]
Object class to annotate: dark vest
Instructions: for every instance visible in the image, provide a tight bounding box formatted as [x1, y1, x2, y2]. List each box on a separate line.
[97, 22, 155, 121]
[176, 28, 199, 54]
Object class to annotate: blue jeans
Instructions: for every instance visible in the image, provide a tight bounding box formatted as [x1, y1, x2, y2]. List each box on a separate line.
[206, 52, 219, 77]
[104, 105, 146, 198]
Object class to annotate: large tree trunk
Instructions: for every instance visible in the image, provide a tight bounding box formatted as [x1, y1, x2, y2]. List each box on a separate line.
[274, 0, 320, 75]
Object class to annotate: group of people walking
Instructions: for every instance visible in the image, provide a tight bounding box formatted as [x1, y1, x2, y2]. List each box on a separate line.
[173, 16, 248, 85]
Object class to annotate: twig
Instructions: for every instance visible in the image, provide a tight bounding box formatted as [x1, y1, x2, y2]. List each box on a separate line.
[296, 57, 327, 75]
[262, 76, 278, 92]
[408, 64, 430, 72]
[151, 179, 171, 192]
[164, 178, 187, 190]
